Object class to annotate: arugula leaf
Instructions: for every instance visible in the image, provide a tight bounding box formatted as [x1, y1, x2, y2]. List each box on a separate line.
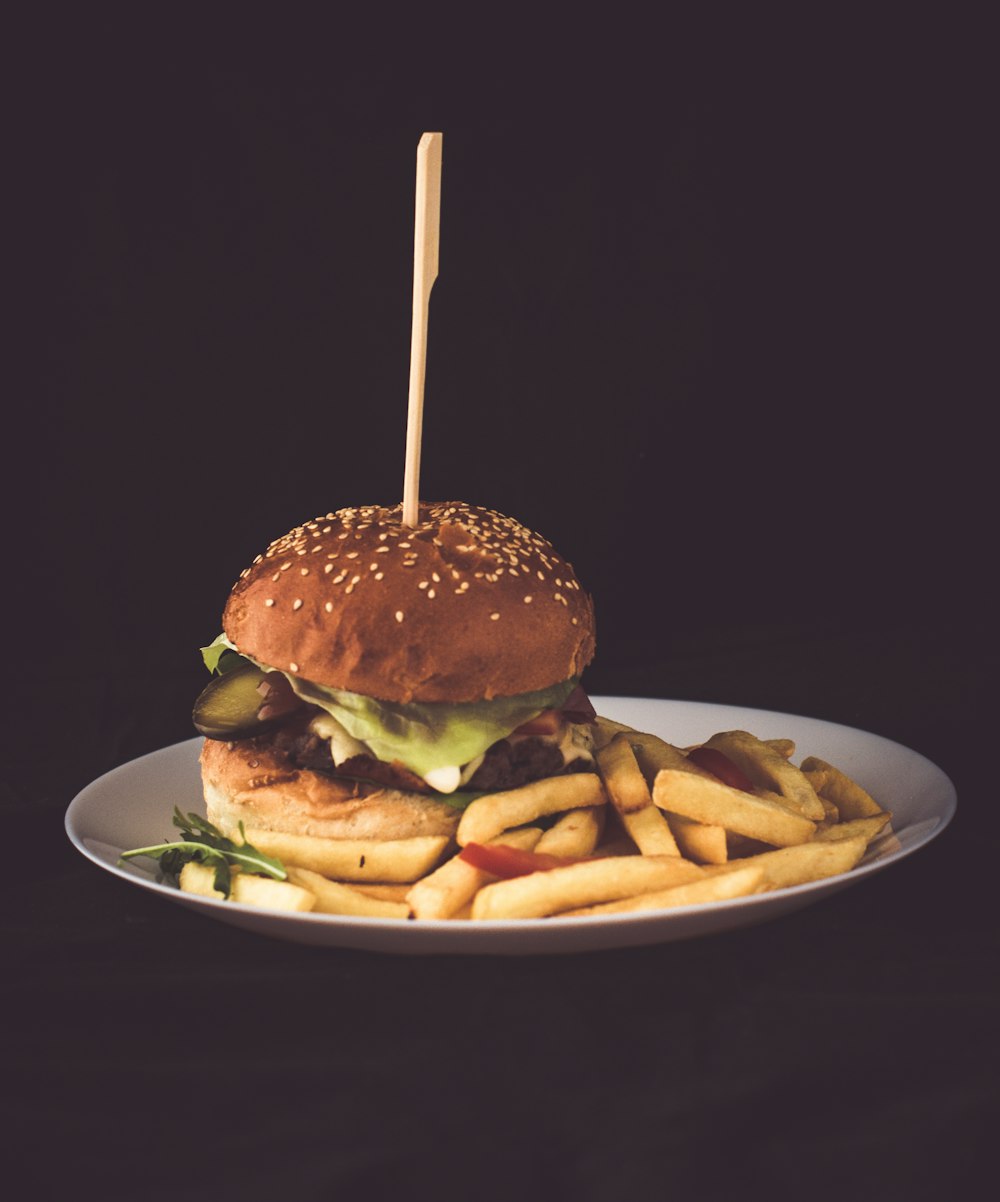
[119, 808, 287, 896]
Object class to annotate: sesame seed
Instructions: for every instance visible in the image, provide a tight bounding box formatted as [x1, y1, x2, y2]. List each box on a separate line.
[374, 571, 384, 580]
[301, 568, 309, 576]
[490, 612, 500, 621]
[293, 599, 303, 610]
[290, 662, 299, 672]
[325, 601, 333, 612]
[395, 611, 404, 622]
[427, 589, 436, 599]
[324, 563, 334, 574]
[524, 595, 533, 603]
[264, 598, 275, 607]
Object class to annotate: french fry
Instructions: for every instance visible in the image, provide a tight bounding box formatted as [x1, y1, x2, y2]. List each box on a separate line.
[628, 735, 727, 861]
[240, 827, 451, 883]
[703, 730, 826, 821]
[534, 806, 605, 858]
[470, 854, 706, 920]
[406, 827, 543, 921]
[592, 715, 638, 750]
[734, 836, 869, 890]
[667, 814, 729, 864]
[811, 813, 892, 844]
[765, 738, 796, 759]
[230, 872, 316, 912]
[653, 769, 817, 847]
[350, 883, 413, 902]
[800, 756, 885, 820]
[596, 733, 681, 855]
[285, 866, 411, 918]
[815, 794, 842, 828]
[179, 860, 315, 911]
[179, 860, 226, 899]
[619, 804, 682, 857]
[628, 732, 714, 783]
[596, 734, 658, 815]
[561, 863, 767, 917]
[457, 773, 606, 847]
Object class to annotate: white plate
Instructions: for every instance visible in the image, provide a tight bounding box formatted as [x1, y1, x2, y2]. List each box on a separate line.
[65, 697, 956, 955]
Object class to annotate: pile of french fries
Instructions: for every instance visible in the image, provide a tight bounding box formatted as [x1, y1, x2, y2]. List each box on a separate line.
[181, 718, 895, 921]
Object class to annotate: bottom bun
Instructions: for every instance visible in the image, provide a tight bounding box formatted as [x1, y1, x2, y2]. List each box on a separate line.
[200, 736, 461, 842]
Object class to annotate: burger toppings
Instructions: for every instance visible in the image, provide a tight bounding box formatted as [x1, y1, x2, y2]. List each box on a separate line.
[194, 636, 596, 798]
[285, 671, 582, 787]
[196, 633, 593, 794]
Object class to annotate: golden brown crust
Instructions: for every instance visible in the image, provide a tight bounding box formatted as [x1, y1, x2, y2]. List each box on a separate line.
[200, 736, 461, 842]
[222, 501, 596, 703]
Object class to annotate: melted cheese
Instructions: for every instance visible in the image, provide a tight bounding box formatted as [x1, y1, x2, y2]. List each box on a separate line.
[308, 714, 595, 794]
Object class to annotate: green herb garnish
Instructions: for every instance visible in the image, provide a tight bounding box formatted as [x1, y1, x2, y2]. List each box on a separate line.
[119, 808, 287, 897]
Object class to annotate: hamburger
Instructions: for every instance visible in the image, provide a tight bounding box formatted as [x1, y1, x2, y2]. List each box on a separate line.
[194, 501, 598, 851]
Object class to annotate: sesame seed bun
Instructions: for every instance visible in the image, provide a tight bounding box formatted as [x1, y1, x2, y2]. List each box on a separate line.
[222, 501, 596, 703]
[200, 735, 461, 842]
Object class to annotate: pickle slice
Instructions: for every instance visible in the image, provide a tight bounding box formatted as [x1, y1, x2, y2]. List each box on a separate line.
[192, 665, 276, 740]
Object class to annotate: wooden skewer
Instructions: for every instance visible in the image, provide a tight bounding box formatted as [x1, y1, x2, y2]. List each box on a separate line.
[402, 131, 443, 528]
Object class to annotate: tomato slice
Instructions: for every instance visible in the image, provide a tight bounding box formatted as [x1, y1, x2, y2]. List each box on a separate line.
[561, 684, 597, 724]
[458, 842, 582, 878]
[512, 686, 597, 737]
[687, 746, 755, 793]
[512, 709, 564, 737]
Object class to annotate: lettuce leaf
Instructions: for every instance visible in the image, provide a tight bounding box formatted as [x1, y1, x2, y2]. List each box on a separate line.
[200, 634, 250, 675]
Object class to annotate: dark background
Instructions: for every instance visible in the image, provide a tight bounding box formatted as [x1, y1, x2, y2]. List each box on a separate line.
[5, 6, 993, 1200]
